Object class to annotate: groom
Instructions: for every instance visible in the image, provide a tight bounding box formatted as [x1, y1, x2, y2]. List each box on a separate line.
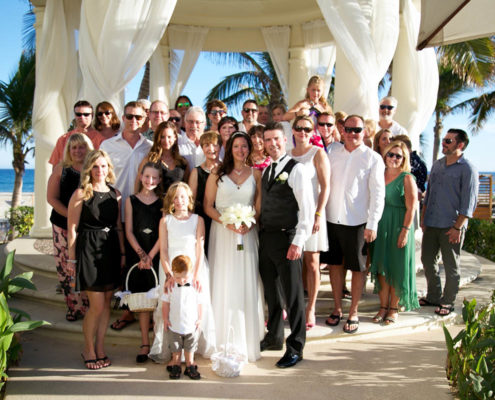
[259, 122, 315, 368]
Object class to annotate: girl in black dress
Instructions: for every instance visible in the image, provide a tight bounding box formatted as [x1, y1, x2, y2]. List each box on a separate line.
[68, 150, 125, 370]
[188, 131, 221, 256]
[124, 162, 163, 363]
[136, 121, 189, 195]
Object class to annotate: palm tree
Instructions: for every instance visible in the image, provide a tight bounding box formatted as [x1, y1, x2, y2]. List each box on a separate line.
[204, 52, 284, 111]
[0, 51, 36, 232]
[431, 38, 495, 162]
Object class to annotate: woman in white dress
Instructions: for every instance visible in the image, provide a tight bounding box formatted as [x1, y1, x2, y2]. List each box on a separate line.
[290, 116, 330, 330]
[205, 131, 265, 362]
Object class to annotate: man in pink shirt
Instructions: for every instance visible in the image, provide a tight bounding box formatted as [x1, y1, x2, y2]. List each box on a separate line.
[49, 100, 104, 168]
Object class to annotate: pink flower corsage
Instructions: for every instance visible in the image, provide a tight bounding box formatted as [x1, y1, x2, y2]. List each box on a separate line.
[310, 134, 324, 148]
[252, 156, 271, 171]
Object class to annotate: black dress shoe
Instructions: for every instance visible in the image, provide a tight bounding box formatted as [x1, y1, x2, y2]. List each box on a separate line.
[276, 351, 303, 368]
[260, 338, 283, 351]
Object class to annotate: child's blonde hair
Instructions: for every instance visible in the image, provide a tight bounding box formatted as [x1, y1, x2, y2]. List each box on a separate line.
[171, 254, 192, 274]
[305, 75, 328, 108]
[162, 182, 194, 214]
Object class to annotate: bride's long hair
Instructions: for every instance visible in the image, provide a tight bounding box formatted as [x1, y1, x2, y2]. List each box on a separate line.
[216, 131, 253, 184]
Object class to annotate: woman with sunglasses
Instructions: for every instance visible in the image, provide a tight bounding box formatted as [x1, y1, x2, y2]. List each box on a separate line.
[174, 95, 193, 131]
[94, 101, 120, 140]
[290, 116, 330, 330]
[370, 140, 419, 325]
[206, 99, 227, 132]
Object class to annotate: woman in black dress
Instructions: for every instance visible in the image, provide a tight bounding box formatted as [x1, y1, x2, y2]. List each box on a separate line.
[124, 162, 163, 363]
[47, 133, 93, 322]
[68, 149, 125, 370]
[136, 121, 189, 195]
[188, 131, 221, 256]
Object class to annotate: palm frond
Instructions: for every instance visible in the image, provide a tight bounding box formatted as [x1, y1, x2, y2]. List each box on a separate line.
[22, 6, 35, 52]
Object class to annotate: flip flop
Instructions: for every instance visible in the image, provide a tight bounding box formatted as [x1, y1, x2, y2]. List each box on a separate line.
[343, 319, 359, 334]
[110, 318, 135, 331]
[96, 356, 111, 368]
[81, 353, 101, 370]
[325, 314, 342, 327]
[418, 297, 437, 307]
[435, 305, 454, 317]
[372, 306, 388, 323]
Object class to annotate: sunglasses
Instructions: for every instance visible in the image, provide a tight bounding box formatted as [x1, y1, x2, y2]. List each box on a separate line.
[243, 108, 258, 113]
[344, 127, 363, 134]
[318, 122, 334, 127]
[75, 112, 91, 117]
[442, 138, 454, 144]
[169, 117, 181, 123]
[386, 152, 403, 160]
[294, 126, 313, 133]
[96, 111, 111, 117]
[380, 105, 394, 111]
[177, 102, 190, 107]
[125, 114, 144, 121]
[210, 110, 225, 116]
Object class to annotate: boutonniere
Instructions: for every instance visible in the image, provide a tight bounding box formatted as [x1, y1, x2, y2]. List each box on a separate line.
[275, 172, 289, 184]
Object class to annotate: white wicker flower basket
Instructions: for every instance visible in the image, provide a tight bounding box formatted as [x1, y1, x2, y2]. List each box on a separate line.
[121, 263, 158, 312]
[210, 327, 247, 377]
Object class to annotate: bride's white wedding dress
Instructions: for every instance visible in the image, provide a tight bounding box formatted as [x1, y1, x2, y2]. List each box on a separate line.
[208, 172, 265, 362]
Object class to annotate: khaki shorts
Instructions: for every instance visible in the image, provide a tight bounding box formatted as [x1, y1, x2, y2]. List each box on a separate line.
[167, 329, 198, 353]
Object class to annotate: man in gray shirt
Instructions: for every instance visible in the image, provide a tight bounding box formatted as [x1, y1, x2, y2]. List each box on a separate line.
[420, 128, 478, 316]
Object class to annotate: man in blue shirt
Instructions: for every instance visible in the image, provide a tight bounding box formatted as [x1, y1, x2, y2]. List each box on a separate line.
[420, 129, 478, 316]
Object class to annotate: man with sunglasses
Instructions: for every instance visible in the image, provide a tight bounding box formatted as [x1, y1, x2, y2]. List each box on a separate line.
[49, 100, 105, 167]
[239, 99, 260, 133]
[378, 96, 408, 136]
[420, 129, 478, 317]
[100, 101, 152, 221]
[142, 100, 169, 141]
[168, 109, 183, 136]
[323, 115, 385, 334]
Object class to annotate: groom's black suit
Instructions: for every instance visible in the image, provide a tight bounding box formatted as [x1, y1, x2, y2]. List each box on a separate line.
[259, 158, 306, 356]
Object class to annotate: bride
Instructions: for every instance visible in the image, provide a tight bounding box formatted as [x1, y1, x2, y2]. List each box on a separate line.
[204, 131, 265, 362]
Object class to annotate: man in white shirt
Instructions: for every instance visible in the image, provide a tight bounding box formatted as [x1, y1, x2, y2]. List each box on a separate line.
[259, 122, 315, 368]
[178, 106, 206, 168]
[238, 99, 260, 133]
[100, 101, 152, 221]
[323, 115, 385, 334]
[378, 96, 408, 136]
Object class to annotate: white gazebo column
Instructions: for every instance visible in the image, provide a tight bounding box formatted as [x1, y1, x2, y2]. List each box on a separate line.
[31, 1, 52, 238]
[287, 47, 309, 108]
[150, 43, 171, 105]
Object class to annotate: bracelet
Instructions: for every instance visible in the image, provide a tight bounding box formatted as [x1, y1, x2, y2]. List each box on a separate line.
[67, 259, 77, 264]
[402, 226, 410, 231]
[452, 226, 461, 231]
[315, 211, 321, 217]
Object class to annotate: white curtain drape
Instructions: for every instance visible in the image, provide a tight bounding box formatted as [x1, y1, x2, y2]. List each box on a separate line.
[168, 24, 209, 103]
[32, 0, 81, 147]
[392, 0, 438, 151]
[261, 26, 290, 100]
[150, 44, 169, 104]
[78, 0, 176, 114]
[317, 0, 399, 118]
[302, 19, 336, 99]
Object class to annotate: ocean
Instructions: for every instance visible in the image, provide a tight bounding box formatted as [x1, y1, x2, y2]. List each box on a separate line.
[0, 169, 35, 193]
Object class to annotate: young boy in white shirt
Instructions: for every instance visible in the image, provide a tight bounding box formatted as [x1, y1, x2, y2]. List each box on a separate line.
[163, 255, 203, 380]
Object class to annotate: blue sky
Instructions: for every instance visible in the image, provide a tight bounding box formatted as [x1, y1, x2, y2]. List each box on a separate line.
[1, 1, 493, 171]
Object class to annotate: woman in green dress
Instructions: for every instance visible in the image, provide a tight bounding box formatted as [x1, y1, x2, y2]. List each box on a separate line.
[371, 140, 420, 324]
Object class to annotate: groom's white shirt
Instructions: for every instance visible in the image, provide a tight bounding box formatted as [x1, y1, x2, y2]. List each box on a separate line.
[264, 153, 315, 248]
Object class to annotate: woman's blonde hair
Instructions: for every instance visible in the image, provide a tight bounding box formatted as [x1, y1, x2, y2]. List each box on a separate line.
[382, 140, 411, 173]
[162, 182, 194, 214]
[292, 115, 314, 131]
[305, 75, 328, 108]
[62, 133, 94, 167]
[80, 150, 116, 200]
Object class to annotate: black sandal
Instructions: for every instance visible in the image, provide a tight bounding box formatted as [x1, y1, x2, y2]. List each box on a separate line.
[373, 306, 388, 323]
[184, 365, 201, 380]
[435, 305, 454, 317]
[418, 297, 437, 307]
[343, 319, 359, 334]
[96, 356, 112, 368]
[325, 313, 342, 326]
[169, 365, 181, 379]
[136, 344, 150, 363]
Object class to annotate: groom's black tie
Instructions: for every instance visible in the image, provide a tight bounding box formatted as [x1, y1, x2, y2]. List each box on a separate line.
[268, 162, 278, 184]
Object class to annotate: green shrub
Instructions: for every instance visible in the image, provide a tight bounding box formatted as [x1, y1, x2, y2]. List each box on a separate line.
[5, 206, 34, 239]
[464, 219, 495, 262]
[443, 291, 495, 399]
[0, 251, 49, 392]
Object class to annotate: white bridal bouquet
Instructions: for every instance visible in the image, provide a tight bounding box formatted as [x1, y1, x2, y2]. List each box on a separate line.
[219, 204, 256, 250]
